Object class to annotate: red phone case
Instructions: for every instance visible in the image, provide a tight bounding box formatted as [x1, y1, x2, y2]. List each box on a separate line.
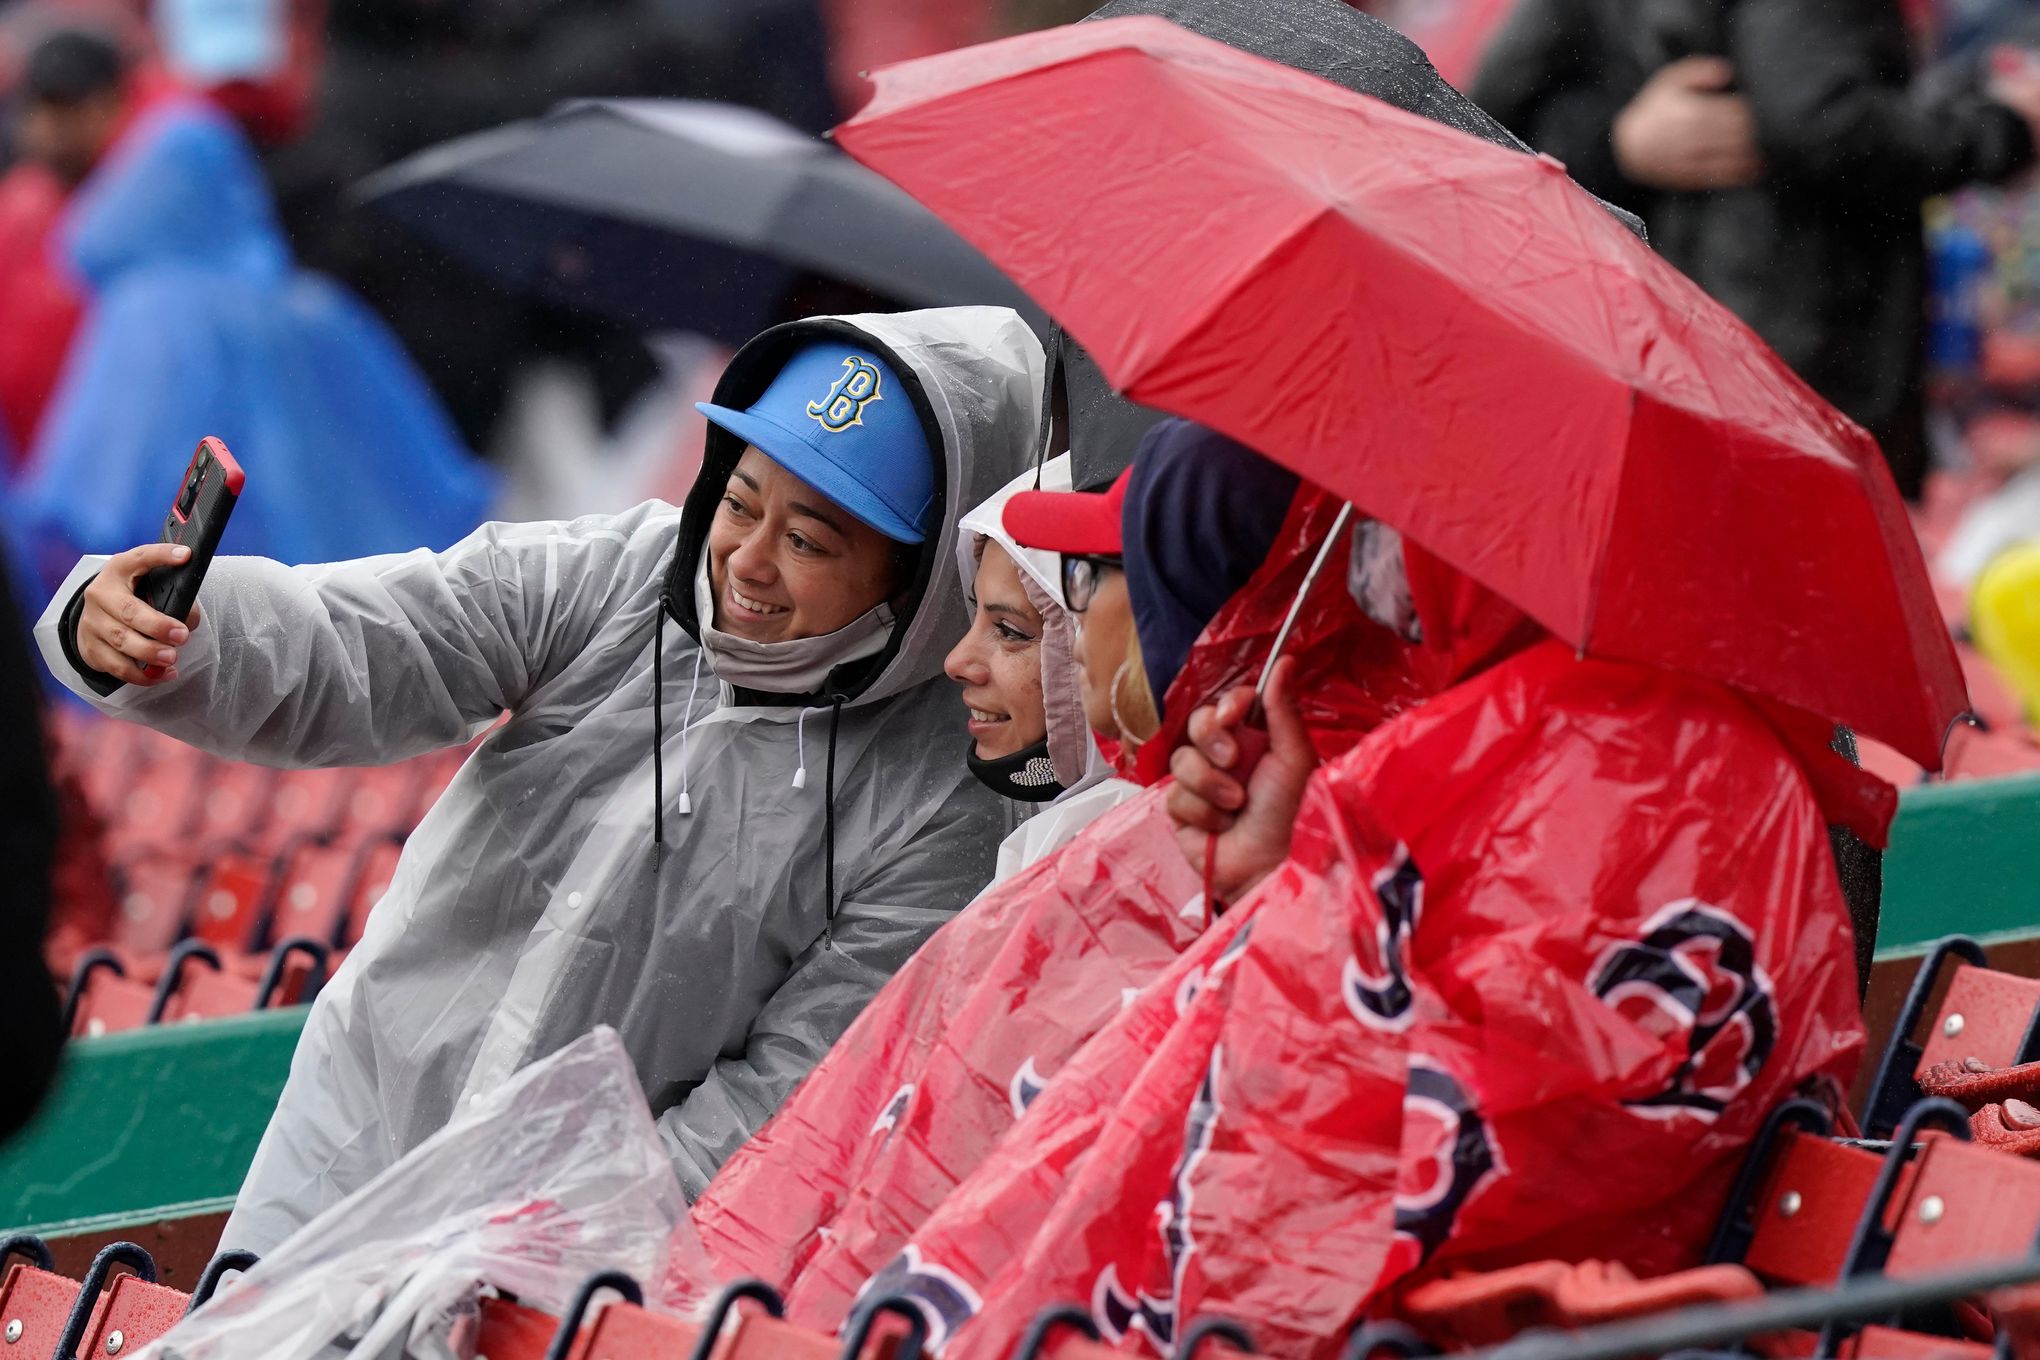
[141, 436, 243, 627]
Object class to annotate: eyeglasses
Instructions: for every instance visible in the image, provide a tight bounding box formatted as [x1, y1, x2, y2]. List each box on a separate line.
[1061, 553, 1123, 614]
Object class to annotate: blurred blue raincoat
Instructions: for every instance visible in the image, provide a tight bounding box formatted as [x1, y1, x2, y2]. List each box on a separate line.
[10, 101, 494, 597]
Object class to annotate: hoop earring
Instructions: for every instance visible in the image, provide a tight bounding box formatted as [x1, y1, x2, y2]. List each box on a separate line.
[1110, 658, 1144, 753]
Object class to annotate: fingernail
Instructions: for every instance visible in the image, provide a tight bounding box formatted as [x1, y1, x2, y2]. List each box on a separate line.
[1213, 737, 1236, 765]
[158, 649, 176, 665]
[169, 627, 189, 643]
[173, 545, 191, 560]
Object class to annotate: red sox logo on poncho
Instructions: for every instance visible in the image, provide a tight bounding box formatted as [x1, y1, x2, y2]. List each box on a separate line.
[856, 1246, 982, 1352]
[1589, 900, 1778, 1120]
[1342, 847, 1424, 1033]
[1085, 923, 1257, 1351]
[871, 1083, 914, 1146]
[866, 923, 1260, 1354]
[1009, 1059, 1046, 1118]
[1394, 1058, 1502, 1266]
[1338, 847, 1503, 1265]
[1091, 1047, 1227, 1352]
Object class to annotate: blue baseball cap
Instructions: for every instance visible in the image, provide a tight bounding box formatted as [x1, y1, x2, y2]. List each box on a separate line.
[696, 342, 936, 543]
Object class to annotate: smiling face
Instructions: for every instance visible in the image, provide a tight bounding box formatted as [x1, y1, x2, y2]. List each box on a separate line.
[707, 447, 901, 643]
[944, 542, 1049, 760]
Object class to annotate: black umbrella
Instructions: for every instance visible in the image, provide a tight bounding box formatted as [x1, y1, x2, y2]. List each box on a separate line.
[354, 98, 1043, 346]
[1051, 0, 1647, 488]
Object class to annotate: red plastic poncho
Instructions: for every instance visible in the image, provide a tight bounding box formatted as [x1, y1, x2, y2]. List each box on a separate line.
[686, 492, 1444, 1313]
[855, 639, 1868, 1359]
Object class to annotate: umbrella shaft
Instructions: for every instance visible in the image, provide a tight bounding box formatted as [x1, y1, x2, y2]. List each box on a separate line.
[1257, 502, 1355, 698]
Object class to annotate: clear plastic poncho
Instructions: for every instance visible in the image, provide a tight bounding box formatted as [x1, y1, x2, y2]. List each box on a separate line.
[36, 307, 1045, 1252]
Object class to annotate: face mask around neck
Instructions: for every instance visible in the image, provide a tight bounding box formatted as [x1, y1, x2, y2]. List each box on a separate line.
[693, 552, 897, 696]
[966, 736, 1066, 802]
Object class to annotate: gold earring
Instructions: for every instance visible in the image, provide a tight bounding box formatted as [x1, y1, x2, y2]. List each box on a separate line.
[1110, 658, 1144, 753]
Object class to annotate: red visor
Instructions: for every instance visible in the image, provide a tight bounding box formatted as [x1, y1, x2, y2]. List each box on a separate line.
[1002, 466, 1131, 556]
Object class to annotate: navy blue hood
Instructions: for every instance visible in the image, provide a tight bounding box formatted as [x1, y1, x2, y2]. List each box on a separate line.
[1121, 418, 1299, 710]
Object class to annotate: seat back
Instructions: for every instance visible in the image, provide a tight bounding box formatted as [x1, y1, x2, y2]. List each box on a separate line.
[469, 1296, 562, 1360]
[575, 1302, 702, 1360]
[1914, 966, 2040, 1077]
[188, 851, 280, 951]
[1864, 939, 2040, 1138]
[721, 1313, 852, 1360]
[70, 969, 157, 1037]
[1882, 1137, 2040, 1279]
[108, 852, 201, 956]
[77, 1273, 191, 1357]
[268, 842, 358, 947]
[0, 1263, 83, 1358]
[1738, 1131, 1894, 1289]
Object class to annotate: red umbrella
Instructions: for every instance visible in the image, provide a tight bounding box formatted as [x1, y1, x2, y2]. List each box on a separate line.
[835, 16, 1966, 768]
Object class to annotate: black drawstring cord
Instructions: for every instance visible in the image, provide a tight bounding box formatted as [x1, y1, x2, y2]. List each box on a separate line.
[1032, 325, 1062, 489]
[652, 598, 666, 864]
[822, 693, 845, 950]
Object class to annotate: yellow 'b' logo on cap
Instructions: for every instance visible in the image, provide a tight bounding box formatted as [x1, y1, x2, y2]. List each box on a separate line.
[807, 357, 884, 433]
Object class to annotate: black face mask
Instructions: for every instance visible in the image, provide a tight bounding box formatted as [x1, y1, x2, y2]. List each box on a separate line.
[966, 737, 1066, 803]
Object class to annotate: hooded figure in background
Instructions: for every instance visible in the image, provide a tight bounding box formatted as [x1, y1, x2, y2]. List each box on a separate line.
[947, 455, 1135, 881]
[36, 307, 1041, 1252]
[10, 96, 495, 598]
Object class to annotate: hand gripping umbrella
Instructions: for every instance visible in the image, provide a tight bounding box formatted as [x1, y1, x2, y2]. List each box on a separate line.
[835, 17, 1966, 767]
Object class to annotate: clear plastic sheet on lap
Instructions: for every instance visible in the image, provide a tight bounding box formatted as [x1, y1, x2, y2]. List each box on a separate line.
[136, 1027, 705, 1360]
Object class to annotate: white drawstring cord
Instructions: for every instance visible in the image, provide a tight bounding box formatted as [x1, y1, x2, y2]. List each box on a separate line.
[677, 647, 704, 815]
[792, 705, 815, 790]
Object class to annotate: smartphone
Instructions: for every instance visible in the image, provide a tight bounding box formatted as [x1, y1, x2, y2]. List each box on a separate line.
[142, 435, 243, 630]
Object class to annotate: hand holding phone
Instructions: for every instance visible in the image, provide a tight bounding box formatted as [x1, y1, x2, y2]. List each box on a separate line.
[66, 437, 242, 695]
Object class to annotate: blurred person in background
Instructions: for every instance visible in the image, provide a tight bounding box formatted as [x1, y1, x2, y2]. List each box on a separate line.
[0, 28, 136, 464]
[6, 28, 495, 599]
[1474, 0, 2040, 501]
[15, 25, 130, 186]
[0, 0, 326, 466]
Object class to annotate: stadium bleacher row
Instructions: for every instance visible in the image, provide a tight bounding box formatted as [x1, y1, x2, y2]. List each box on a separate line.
[41, 705, 475, 1042]
[13, 936, 2040, 1357]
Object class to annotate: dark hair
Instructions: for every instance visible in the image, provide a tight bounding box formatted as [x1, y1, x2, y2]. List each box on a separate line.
[23, 30, 127, 108]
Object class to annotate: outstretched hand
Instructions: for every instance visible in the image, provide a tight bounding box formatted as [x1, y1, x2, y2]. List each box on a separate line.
[1166, 656, 1318, 907]
[76, 543, 202, 687]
